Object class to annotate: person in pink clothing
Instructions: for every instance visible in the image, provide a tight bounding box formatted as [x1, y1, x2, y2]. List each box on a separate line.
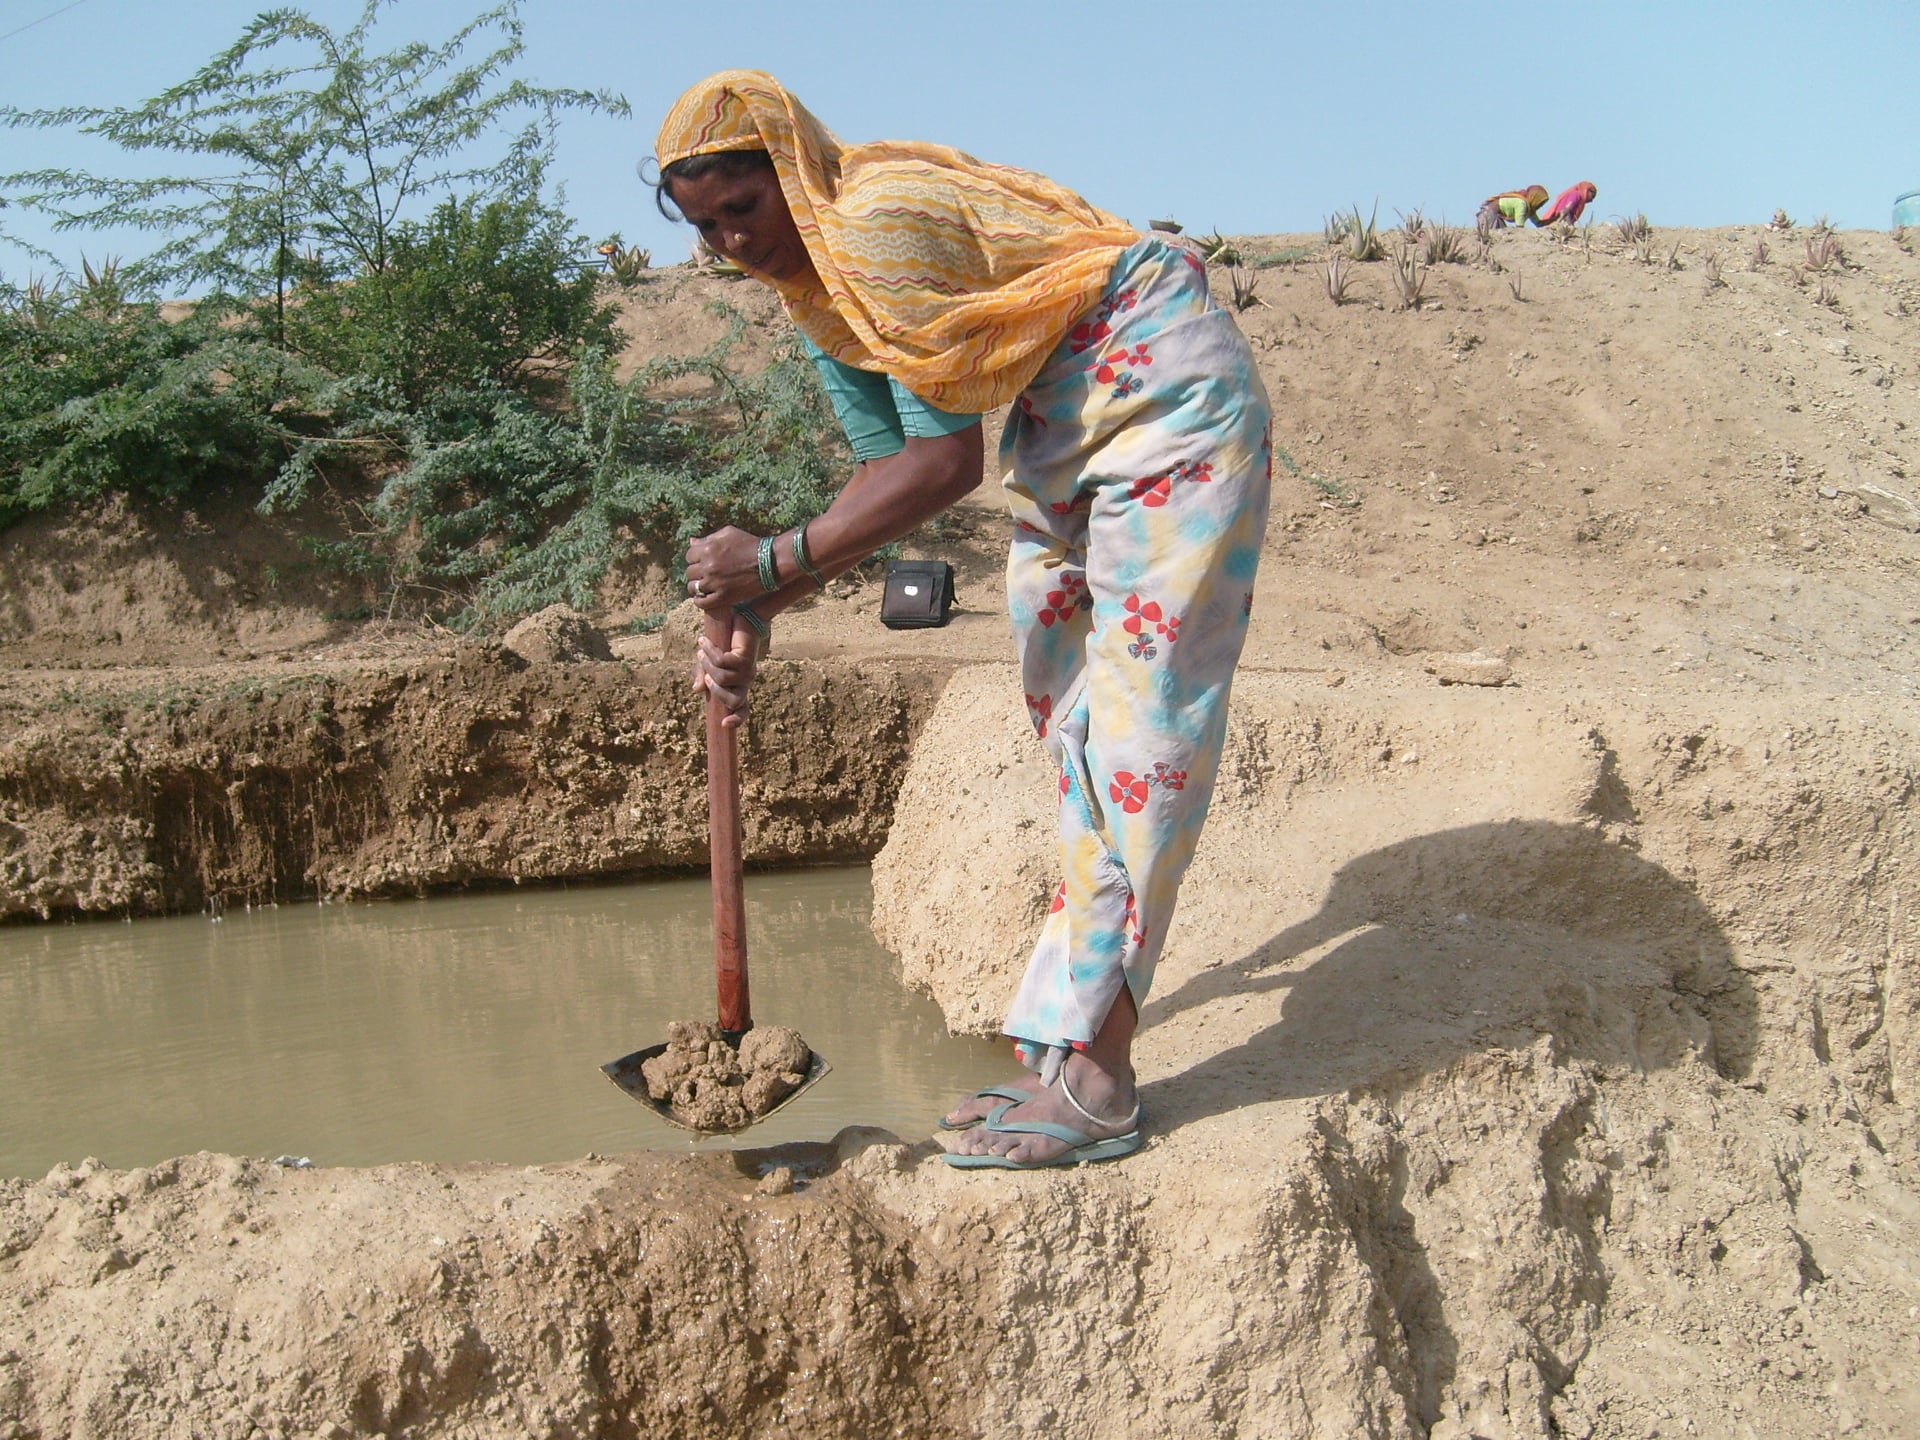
[1539, 181, 1598, 225]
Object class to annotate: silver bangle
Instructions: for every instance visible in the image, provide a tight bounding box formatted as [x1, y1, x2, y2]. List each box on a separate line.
[755, 534, 780, 594]
[733, 602, 771, 640]
[791, 523, 827, 589]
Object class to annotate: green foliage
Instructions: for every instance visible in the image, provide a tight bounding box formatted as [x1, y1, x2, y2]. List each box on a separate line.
[0, 1, 624, 307]
[266, 310, 849, 627]
[287, 189, 614, 405]
[0, 284, 289, 522]
[463, 319, 851, 625]
[0, 8, 857, 632]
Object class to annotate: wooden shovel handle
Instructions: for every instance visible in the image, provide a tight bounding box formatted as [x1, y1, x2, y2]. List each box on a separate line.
[704, 609, 751, 1033]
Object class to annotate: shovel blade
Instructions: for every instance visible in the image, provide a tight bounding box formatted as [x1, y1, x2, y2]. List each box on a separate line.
[601, 1042, 831, 1133]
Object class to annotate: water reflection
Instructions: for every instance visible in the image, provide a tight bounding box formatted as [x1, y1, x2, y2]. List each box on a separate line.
[0, 869, 1013, 1178]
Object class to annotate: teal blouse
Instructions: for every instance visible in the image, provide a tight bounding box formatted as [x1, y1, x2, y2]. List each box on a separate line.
[800, 335, 981, 461]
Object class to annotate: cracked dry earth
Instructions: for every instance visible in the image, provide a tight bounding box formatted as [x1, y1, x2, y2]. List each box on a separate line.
[2, 224, 1919, 1438]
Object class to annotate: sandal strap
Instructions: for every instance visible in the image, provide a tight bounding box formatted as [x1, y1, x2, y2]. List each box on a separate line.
[1059, 1068, 1140, 1134]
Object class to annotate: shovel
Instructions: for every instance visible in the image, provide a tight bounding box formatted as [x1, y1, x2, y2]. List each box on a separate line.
[601, 608, 829, 1131]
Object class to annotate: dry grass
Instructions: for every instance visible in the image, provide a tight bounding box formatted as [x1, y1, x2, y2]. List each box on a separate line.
[1749, 236, 1770, 270]
[1702, 252, 1725, 291]
[1228, 265, 1266, 311]
[1506, 270, 1525, 302]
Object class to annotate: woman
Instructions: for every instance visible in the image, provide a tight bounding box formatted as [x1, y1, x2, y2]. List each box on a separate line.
[655, 71, 1271, 1168]
[1480, 184, 1549, 228]
[1539, 180, 1598, 226]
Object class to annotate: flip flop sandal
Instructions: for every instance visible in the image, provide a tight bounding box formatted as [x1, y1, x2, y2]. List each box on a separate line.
[936, 1084, 1035, 1131]
[942, 1074, 1143, 1169]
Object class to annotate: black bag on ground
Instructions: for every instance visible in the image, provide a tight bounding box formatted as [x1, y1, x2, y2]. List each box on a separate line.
[880, 559, 955, 629]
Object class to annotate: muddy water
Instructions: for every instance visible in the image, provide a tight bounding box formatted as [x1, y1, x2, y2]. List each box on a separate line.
[0, 869, 1016, 1178]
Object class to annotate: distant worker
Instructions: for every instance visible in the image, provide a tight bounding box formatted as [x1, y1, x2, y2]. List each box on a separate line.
[1480, 184, 1549, 228]
[1539, 181, 1598, 226]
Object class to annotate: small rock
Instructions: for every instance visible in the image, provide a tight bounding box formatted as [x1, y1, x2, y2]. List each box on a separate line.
[1855, 481, 1920, 533]
[755, 1166, 795, 1197]
[1424, 650, 1514, 687]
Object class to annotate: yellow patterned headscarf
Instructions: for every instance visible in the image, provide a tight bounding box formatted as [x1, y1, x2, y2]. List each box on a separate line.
[656, 70, 1140, 414]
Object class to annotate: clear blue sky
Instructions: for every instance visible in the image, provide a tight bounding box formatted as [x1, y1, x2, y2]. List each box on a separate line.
[2, 0, 1915, 283]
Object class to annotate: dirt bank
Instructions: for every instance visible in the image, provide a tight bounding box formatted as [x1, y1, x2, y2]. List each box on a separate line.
[0, 637, 940, 920]
[2, 225, 1918, 1438]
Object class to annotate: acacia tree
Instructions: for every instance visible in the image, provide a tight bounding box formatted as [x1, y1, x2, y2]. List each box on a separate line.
[0, 0, 625, 332]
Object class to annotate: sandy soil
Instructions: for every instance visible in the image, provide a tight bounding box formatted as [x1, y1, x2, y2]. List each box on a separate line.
[2, 222, 1917, 1438]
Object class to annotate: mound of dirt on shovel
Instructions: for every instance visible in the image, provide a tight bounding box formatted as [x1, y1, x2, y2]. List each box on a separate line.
[641, 1020, 814, 1131]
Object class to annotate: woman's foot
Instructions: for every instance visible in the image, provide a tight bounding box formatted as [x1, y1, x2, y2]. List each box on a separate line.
[944, 1051, 1138, 1166]
[940, 1075, 1046, 1130]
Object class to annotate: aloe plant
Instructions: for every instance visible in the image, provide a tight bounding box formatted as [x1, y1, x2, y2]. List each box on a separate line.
[1804, 231, 1843, 273]
[1323, 253, 1350, 305]
[1422, 224, 1465, 265]
[1389, 245, 1425, 310]
[1340, 204, 1383, 261]
[1613, 213, 1651, 247]
[1196, 230, 1243, 267]
[606, 244, 650, 286]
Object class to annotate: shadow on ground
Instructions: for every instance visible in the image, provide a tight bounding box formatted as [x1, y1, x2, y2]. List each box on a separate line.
[1144, 821, 1751, 1129]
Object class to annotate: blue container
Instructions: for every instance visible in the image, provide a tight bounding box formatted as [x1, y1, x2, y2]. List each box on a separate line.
[1895, 190, 1920, 228]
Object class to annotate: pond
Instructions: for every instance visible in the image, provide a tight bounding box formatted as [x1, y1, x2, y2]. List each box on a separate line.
[0, 868, 1013, 1178]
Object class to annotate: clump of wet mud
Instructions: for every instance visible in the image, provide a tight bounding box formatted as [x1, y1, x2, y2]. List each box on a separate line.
[641, 1019, 813, 1131]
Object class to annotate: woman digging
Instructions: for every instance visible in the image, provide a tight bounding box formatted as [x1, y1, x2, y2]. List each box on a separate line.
[656, 71, 1271, 1168]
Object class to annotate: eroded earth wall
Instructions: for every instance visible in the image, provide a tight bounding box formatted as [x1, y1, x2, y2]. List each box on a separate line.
[0, 646, 939, 920]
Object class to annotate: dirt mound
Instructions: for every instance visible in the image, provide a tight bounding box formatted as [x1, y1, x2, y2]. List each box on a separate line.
[2, 231, 1918, 1436]
[871, 665, 1918, 1436]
